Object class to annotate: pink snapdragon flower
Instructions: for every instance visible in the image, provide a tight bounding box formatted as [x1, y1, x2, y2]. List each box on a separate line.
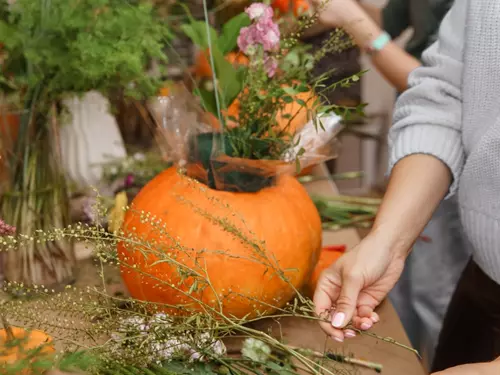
[237, 4, 280, 54]
[0, 218, 15, 236]
[245, 3, 274, 21]
[264, 55, 278, 77]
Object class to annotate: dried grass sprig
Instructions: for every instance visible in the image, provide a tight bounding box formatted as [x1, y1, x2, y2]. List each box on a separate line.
[0, 175, 418, 374]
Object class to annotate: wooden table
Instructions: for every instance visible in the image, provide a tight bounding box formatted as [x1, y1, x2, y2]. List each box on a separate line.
[239, 164, 426, 375]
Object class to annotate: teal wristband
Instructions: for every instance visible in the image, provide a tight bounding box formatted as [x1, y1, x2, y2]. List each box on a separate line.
[367, 31, 391, 55]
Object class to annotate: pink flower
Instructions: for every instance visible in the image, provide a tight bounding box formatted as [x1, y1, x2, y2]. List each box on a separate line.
[245, 3, 273, 21]
[237, 26, 255, 55]
[124, 174, 135, 187]
[0, 218, 15, 236]
[264, 55, 278, 77]
[237, 18, 280, 54]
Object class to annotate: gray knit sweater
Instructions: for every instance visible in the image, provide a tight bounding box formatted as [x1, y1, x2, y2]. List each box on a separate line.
[388, 0, 500, 284]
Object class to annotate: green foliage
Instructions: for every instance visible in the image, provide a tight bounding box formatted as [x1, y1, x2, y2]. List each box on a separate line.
[217, 13, 252, 55]
[181, 11, 250, 111]
[181, 12, 250, 54]
[0, 0, 171, 100]
[183, 6, 365, 163]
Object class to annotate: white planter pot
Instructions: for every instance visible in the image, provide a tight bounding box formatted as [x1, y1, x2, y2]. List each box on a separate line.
[60, 91, 127, 191]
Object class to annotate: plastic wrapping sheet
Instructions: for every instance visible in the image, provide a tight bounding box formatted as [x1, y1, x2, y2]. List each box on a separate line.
[148, 84, 343, 192]
[148, 84, 214, 168]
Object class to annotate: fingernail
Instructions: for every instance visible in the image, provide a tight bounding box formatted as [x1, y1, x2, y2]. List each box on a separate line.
[371, 314, 380, 323]
[344, 330, 356, 338]
[332, 312, 345, 328]
[361, 322, 372, 330]
[332, 336, 344, 343]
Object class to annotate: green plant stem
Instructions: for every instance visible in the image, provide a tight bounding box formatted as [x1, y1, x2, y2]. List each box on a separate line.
[298, 171, 364, 183]
[314, 195, 382, 206]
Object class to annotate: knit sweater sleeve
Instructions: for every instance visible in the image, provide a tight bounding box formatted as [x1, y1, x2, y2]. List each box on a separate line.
[388, 0, 467, 197]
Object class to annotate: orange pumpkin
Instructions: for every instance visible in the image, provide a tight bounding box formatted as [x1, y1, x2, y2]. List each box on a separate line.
[272, 0, 310, 17]
[0, 326, 55, 374]
[226, 88, 317, 134]
[193, 50, 249, 79]
[118, 167, 322, 319]
[306, 246, 345, 297]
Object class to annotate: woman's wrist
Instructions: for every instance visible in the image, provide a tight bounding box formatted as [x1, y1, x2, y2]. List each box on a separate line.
[339, 3, 384, 47]
[368, 222, 413, 259]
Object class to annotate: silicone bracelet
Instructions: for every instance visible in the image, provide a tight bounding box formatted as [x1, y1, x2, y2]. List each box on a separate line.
[366, 31, 391, 55]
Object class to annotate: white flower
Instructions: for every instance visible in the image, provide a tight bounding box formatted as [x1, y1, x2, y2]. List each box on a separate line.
[204, 80, 214, 92]
[190, 352, 203, 361]
[188, 333, 227, 362]
[241, 338, 271, 363]
[110, 314, 226, 365]
[133, 152, 146, 161]
[151, 313, 171, 324]
[210, 339, 226, 357]
[121, 316, 149, 334]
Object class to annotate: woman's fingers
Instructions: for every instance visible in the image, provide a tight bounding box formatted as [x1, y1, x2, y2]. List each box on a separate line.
[314, 268, 344, 338]
[330, 269, 364, 329]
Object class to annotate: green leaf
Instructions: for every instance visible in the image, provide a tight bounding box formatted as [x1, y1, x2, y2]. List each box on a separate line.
[297, 84, 310, 93]
[0, 20, 18, 48]
[194, 86, 218, 116]
[211, 46, 243, 109]
[282, 86, 299, 96]
[161, 360, 218, 375]
[296, 98, 306, 107]
[181, 21, 218, 49]
[217, 13, 250, 54]
[265, 360, 297, 374]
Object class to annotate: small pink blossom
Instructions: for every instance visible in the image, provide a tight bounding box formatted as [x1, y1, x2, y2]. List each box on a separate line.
[237, 18, 280, 54]
[264, 55, 278, 77]
[0, 218, 15, 236]
[245, 3, 273, 21]
[124, 174, 135, 187]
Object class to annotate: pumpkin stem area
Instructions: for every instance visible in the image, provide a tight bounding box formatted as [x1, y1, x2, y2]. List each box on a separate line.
[191, 132, 277, 193]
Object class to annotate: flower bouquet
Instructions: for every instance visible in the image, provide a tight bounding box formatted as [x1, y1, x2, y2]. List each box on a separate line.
[156, 2, 362, 192]
[117, 1, 363, 326]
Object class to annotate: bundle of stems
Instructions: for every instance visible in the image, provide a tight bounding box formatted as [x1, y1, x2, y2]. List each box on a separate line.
[312, 194, 381, 230]
[0, 94, 74, 288]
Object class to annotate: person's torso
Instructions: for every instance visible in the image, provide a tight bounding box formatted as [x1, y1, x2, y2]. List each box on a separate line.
[406, 0, 454, 59]
[456, 0, 500, 284]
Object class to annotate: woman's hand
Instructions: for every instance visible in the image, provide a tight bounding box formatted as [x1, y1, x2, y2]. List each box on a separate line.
[313, 231, 407, 342]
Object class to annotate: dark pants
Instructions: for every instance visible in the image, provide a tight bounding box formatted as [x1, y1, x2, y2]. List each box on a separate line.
[431, 259, 500, 372]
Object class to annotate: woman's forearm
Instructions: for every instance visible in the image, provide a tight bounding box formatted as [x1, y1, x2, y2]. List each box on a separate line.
[340, 6, 421, 91]
[360, 3, 382, 26]
[370, 43, 421, 92]
[371, 154, 451, 256]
